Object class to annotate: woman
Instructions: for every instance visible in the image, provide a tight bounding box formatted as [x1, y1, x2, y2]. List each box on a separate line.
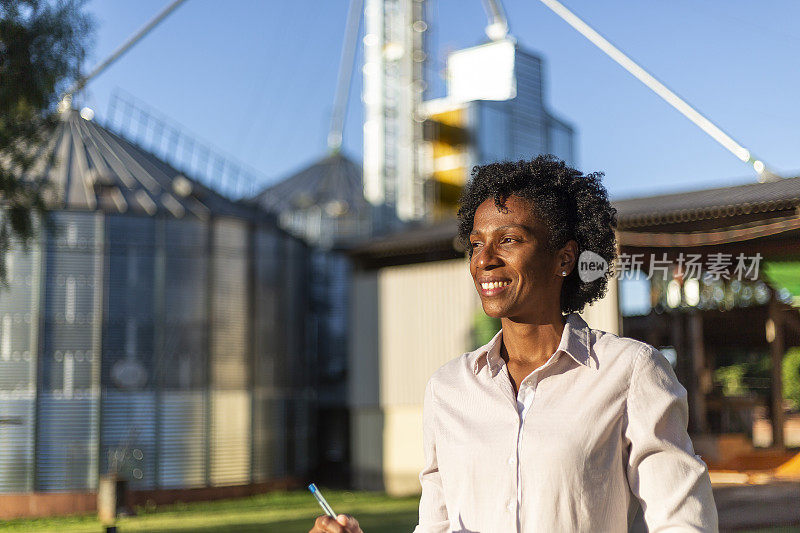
[311, 156, 717, 533]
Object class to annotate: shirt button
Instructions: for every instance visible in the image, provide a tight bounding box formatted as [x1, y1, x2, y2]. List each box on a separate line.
[507, 502, 515, 512]
[508, 456, 515, 465]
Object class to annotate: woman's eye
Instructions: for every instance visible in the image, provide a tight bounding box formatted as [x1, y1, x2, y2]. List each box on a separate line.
[501, 237, 517, 244]
[470, 241, 481, 248]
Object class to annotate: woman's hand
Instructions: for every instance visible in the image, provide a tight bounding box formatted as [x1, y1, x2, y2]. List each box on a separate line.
[309, 513, 363, 533]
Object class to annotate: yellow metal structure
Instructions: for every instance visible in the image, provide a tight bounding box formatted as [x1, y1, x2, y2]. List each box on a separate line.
[425, 106, 470, 219]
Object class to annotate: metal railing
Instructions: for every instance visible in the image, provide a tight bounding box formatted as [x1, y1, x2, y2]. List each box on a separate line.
[103, 90, 271, 200]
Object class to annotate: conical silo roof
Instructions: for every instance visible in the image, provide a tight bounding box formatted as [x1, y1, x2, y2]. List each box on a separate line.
[254, 152, 367, 216]
[21, 109, 256, 220]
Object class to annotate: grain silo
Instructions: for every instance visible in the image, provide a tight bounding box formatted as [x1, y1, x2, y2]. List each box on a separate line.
[0, 108, 311, 508]
[254, 152, 370, 484]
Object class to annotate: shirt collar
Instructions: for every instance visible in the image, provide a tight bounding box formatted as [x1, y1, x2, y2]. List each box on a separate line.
[471, 313, 592, 376]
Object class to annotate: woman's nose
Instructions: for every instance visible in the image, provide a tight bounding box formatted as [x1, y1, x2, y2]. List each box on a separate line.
[476, 243, 501, 269]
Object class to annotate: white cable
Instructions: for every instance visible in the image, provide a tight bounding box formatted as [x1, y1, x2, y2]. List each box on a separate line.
[538, 0, 778, 181]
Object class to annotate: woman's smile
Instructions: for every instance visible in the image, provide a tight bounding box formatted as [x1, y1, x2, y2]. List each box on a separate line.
[478, 279, 512, 296]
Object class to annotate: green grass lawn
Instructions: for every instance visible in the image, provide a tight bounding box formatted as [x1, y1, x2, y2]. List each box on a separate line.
[0, 490, 420, 533]
[2, 491, 799, 533]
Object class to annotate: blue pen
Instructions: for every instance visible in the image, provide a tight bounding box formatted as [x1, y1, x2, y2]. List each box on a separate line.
[308, 483, 337, 518]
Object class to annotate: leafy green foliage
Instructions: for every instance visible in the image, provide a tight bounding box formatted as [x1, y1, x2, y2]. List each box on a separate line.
[715, 364, 748, 397]
[715, 349, 800, 409]
[0, 0, 93, 284]
[783, 347, 800, 409]
[472, 307, 501, 347]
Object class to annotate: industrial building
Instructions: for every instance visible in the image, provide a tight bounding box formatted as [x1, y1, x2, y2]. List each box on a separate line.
[362, 0, 574, 223]
[253, 152, 373, 484]
[421, 38, 575, 219]
[254, 152, 372, 248]
[0, 109, 312, 507]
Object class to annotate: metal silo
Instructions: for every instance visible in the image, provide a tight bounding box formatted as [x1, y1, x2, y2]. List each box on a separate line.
[0, 108, 311, 497]
[38, 210, 103, 490]
[0, 226, 42, 492]
[253, 152, 371, 483]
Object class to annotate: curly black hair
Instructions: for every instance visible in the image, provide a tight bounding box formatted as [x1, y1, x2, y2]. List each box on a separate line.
[457, 155, 617, 314]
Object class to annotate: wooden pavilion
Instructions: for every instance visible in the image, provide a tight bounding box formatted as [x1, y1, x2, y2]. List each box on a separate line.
[614, 175, 800, 452]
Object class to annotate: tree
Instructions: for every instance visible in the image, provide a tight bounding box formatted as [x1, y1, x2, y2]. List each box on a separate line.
[0, 0, 93, 284]
[472, 307, 501, 348]
[783, 347, 800, 410]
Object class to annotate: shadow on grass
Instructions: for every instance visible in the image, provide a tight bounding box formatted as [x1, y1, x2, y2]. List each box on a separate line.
[139, 510, 418, 533]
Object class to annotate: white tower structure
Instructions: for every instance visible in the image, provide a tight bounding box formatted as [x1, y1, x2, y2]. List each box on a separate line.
[363, 0, 427, 222]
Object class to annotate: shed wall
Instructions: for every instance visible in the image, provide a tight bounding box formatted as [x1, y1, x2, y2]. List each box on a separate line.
[379, 258, 478, 406]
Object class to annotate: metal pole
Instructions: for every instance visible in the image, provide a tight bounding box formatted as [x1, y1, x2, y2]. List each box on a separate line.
[481, 0, 509, 40]
[63, 0, 189, 101]
[328, 0, 364, 151]
[537, 0, 779, 182]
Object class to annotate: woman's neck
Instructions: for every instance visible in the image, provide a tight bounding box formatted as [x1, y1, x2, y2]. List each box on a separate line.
[500, 312, 566, 369]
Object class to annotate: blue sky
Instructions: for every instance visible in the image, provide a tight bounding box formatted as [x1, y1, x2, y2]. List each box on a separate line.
[78, 0, 800, 199]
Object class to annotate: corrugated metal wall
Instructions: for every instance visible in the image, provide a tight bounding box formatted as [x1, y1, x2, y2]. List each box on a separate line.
[252, 227, 284, 481]
[349, 271, 380, 409]
[284, 237, 313, 477]
[0, 229, 41, 492]
[101, 215, 156, 489]
[379, 259, 478, 406]
[37, 212, 103, 491]
[158, 392, 206, 488]
[158, 217, 209, 488]
[0, 208, 311, 494]
[311, 251, 350, 389]
[349, 258, 480, 492]
[210, 218, 250, 486]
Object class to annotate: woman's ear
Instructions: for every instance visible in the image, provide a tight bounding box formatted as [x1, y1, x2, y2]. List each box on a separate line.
[556, 240, 578, 276]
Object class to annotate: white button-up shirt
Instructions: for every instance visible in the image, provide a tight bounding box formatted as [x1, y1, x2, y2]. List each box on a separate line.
[414, 313, 718, 532]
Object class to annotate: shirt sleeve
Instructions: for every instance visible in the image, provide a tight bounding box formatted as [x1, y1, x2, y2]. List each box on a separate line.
[413, 378, 450, 533]
[624, 345, 719, 532]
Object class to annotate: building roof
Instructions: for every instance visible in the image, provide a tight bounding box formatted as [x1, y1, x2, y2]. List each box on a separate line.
[349, 175, 800, 264]
[613, 176, 800, 229]
[21, 109, 257, 220]
[349, 218, 460, 257]
[254, 152, 367, 215]
[346, 218, 463, 268]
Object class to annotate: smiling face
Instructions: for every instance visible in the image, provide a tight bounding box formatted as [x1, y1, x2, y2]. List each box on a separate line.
[469, 195, 574, 322]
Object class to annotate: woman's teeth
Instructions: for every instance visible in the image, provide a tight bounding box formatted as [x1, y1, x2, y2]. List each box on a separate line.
[481, 281, 510, 290]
